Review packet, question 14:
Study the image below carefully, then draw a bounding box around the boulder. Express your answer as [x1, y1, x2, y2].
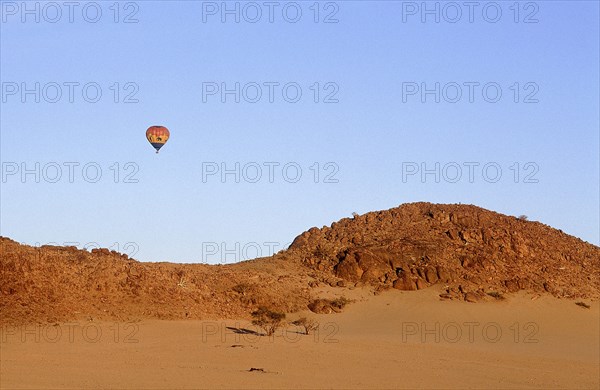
[334, 254, 363, 282]
[393, 272, 417, 290]
[464, 292, 479, 303]
[425, 266, 439, 283]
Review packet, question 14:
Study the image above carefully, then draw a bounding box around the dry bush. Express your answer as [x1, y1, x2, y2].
[517, 215, 528, 221]
[232, 283, 253, 296]
[330, 297, 351, 309]
[291, 317, 319, 335]
[251, 306, 286, 336]
[308, 297, 353, 314]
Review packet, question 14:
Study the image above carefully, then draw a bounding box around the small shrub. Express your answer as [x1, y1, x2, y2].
[486, 291, 505, 300]
[575, 301, 591, 309]
[517, 215, 528, 221]
[330, 297, 351, 309]
[251, 306, 286, 336]
[291, 317, 319, 335]
[232, 283, 253, 296]
[308, 297, 353, 314]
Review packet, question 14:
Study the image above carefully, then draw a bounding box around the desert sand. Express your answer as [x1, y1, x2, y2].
[2, 288, 598, 389]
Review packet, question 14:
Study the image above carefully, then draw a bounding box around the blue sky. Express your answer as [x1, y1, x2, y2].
[1, 1, 598, 263]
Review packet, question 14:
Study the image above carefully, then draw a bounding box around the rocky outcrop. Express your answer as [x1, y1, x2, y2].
[0, 237, 312, 325]
[288, 202, 600, 300]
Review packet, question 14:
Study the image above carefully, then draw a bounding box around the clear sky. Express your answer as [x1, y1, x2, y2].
[1, 0, 598, 263]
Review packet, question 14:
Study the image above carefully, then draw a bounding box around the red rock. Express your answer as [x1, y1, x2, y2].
[334, 254, 363, 282]
[416, 278, 427, 290]
[425, 266, 439, 283]
[464, 292, 479, 303]
[505, 280, 520, 293]
[393, 272, 417, 291]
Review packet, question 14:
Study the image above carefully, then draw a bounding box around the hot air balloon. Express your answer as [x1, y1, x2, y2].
[146, 126, 170, 153]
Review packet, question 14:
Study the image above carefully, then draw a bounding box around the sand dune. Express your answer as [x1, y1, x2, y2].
[2, 289, 598, 389]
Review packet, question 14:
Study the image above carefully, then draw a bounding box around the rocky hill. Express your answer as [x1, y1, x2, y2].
[288, 202, 600, 300]
[1, 202, 598, 325]
[0, 239, 313, 325]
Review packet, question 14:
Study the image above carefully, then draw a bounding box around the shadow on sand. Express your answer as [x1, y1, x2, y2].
[226, 326, 263, 336]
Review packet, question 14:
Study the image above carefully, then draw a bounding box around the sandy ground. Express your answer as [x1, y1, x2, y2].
[1, 289, 598, 389]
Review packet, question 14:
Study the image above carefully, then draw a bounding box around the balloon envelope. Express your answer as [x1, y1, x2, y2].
[146, 126, 170, 153]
